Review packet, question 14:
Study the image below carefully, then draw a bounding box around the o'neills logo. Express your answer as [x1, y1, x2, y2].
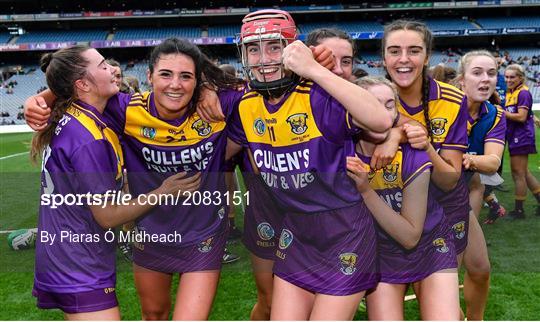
[104, 287, 115, 294]
[278, 229, 293, 250]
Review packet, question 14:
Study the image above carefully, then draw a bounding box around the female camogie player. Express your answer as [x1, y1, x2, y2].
[227, 10, 393, 320]
[455, 50, 506, 320]
[30, 45, 189, 320]
[241, 26, 358, 320]
[346, 76, 459, 320]
[503, 64, 540, 218]
[305, 27, 355, 81]
[25, 39, 245, 320]
[379, 20, 470, 259]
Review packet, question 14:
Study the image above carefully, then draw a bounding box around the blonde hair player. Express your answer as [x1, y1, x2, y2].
[347, 76, 460, 320]
[455, 50, 507, 320]
[503, 64, 540, 218]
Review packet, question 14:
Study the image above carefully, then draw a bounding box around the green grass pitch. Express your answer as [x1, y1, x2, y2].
[0, 121, 539, 320]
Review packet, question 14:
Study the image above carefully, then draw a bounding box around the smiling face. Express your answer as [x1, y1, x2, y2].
[461, 55, 497, 104]
[319, 37, 354, 80]
[80, 48, 119, 99]
[504, 69, 522, 91]
[244, 39, 288, 83]
[383, 29, 429, 92]
[147, 53, 196, 120]
[112, 66, 122, 87]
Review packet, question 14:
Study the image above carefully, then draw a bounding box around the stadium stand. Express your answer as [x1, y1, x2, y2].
[0, 33, 11, 44]
[4, 16, 539, 44]
[207, 25, 240, 38]
[423, 18, 477, 31]
[16, 29, 107, 43]
[1, 68, 46, 124]
[299, 21, 384, 34]
[4, 44, 540, 125]
[1, 10, 539, 125]
[476, 16, 540, 29]
[113, 27, 201, 40]
[423, 18, 478, 31]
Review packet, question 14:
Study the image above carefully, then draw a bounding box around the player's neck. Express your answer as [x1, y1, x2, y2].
[156, 108, 187, 121]
[468, 99, 482, 118]
[397, 76, 424, 107]
[509, 82, 522, 93]
[154, 100, 188, 121]
[78, 93, 107, 114]
[267, 94, 285, 105]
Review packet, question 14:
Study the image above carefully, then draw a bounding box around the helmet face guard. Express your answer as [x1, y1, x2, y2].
[237, 10, 298, 98]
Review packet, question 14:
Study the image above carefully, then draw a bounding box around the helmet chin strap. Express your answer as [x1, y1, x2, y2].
[249, 74, 299, 100]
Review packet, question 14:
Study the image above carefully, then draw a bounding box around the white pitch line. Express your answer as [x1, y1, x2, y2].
[0, 151, 29, 160]
[0, 228, 37, 234]
[0, 230, 18, 234]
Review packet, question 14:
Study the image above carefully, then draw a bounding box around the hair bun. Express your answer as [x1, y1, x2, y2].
[40, 53, 54, 72]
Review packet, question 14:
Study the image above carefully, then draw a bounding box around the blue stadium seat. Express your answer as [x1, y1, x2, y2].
[299, 21, 383, 34]
[477, 16, 540, 29]
[207, 25, 241, 38]
[0, 33, 11, 44]
[113, 27, 201, 40]
[16, 29, 107, 43]
[423, 18, 477, 31]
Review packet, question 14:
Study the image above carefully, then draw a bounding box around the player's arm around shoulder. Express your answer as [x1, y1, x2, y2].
[346, 155, 426, 249]
[282, 40, 393, 135]
[24, 89, 55, 131]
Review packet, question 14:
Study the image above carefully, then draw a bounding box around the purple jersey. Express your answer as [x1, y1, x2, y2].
[34, 101, 123, 293]
[358, 144, 457, 283]
[358, 144, 445, 251]
[396, 79, 469, 208]
[505, 84, 536, 150]
[396, 78, 470, 252]
[104, 90, 243, 246]
[397, 78, 469, 152]
[228, 81, 362, 213]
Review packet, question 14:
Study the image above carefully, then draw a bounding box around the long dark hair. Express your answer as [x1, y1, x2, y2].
[31, 45, 90, 162]
[148, 38, 244, 117]
[382, 19, 434, 140]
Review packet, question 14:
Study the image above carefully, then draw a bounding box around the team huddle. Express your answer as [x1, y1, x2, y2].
[23, 8, 539, 321]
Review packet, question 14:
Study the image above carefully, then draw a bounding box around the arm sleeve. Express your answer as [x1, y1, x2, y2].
[219, 88, 245, 120]
[227, 96, 249, 147]
[309, 83, 362, 144]
[441, 98, 468, 152]
[485, 108, 507, 146]
[103, 92, 132, 135]
[517, 90, 533, 110]
[402, 145, 432, 189]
